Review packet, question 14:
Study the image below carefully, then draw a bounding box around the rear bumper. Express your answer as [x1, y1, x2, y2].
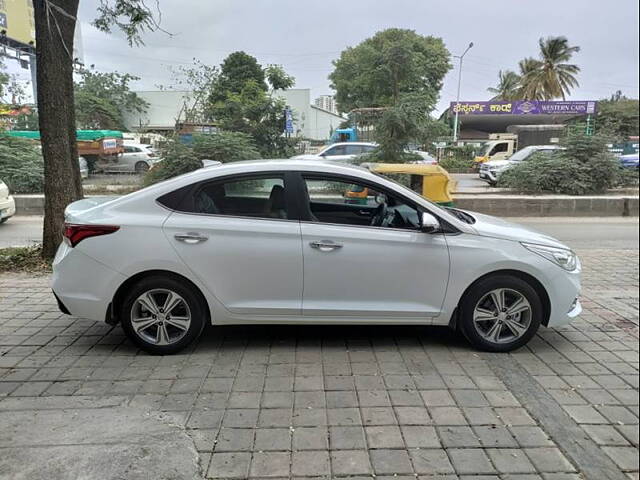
[0, 195, 16, 220]
[51, 242, 126, 322]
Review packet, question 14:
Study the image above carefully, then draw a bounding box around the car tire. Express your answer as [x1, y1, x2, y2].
[120, 275, 207, 354]
[135, 161, 150, 174]
[459, 274, 542, 352]
[0, 217, 7, 224]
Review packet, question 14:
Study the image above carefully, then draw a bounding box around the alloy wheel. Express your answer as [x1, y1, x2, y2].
[131, 288, 191, 345]
[473, 288, 532, 344]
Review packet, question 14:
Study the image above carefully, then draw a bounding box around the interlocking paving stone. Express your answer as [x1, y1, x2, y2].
[0, 248, 638, 479]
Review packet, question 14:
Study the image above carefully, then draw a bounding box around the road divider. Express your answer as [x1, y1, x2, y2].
[14, 193, 639, 217]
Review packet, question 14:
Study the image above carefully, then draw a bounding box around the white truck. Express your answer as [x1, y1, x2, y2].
[474, 125, 565, 164]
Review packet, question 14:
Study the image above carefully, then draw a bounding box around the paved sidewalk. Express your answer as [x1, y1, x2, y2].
[0, 248, 638, 479]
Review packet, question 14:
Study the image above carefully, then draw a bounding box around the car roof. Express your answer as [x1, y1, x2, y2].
[324, 142, 377, 147]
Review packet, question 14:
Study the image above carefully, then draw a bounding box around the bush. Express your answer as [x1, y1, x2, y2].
[498, 134, 629, 195]
[439, 156, 475, 171]
[143, 131, 262, 185]
[357, 147, 422, 164]
[0, 135, 44, 193]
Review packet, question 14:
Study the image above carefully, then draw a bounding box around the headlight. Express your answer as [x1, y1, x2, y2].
[522, 242, 578, 271]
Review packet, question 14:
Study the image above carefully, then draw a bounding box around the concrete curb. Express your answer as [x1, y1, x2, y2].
[14, 193, 639, 217]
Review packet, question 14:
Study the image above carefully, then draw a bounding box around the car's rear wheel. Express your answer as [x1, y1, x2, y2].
[135, 161, 150, 174]
[459, 274, 542, 352]
[120, 276, 206, 354]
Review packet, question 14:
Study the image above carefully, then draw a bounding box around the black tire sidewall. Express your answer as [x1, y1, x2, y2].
[135, 162, 149, 173]
[120, 275, 206, 354]
[460, 275, 542, 352]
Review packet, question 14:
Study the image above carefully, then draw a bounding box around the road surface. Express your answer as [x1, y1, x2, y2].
[1, 215, 637, 250]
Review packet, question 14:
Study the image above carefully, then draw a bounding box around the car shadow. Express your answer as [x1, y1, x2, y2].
[190, 323, 471, 353]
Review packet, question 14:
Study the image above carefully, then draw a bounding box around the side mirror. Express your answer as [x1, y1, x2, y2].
[420, 212, 440, 233]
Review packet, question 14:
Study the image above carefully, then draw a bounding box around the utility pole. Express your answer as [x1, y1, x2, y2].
[452, 42, 474, 143]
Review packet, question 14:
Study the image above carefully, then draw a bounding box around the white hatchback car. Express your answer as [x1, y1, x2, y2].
[52, 160, 581, 354]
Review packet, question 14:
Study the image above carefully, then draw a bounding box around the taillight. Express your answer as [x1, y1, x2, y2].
[63, 223, 119, 247]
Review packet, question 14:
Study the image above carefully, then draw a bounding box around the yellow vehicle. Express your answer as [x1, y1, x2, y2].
[346, 163, 455, 206]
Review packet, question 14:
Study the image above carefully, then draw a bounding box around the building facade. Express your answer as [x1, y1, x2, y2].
[275, 89, 345, 141]
[314, 95, 338, 115]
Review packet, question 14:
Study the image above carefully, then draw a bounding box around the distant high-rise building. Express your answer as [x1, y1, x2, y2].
[314, 95, 338, 114]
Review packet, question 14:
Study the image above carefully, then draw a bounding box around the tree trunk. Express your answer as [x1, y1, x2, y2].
[33, 0, 83, 259]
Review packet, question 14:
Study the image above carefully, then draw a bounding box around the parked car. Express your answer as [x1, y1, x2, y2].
[53, 160, 581, 354]
[0, 178, 16, 224]
[292, 142, 437, 164]
[95, 143, 158, 174]
[479, 145, 563, 185]
[619, 153, 639, 169]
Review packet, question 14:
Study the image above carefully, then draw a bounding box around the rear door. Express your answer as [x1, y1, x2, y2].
[162, 172, 303, 316]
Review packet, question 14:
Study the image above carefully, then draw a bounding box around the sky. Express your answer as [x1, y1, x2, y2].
[9, 0, 640, 114]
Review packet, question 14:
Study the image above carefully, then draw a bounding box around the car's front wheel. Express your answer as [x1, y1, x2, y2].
[120, 275, 206, 354]
[459, 274, 542, 352]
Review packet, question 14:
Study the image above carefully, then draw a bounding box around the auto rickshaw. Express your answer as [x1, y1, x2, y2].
[345, 163, 456, 206]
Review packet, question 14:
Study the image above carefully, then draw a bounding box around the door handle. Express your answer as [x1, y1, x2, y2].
[310, 240, 343, 252]
[174, 232, 209, 244]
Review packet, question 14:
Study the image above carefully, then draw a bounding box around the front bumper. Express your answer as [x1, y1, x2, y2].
[478, 169, 498, 183]
[0, 195, 16, 220]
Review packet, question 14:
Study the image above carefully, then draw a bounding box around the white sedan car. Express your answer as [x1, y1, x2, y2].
[52, 160, 581, 354]
[0, 178, 16, 224]
[293, 142, 437, 164]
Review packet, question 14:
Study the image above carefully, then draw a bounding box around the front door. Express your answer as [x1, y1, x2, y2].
[163, 173, 303, 316]
[299, 175, 450, 318]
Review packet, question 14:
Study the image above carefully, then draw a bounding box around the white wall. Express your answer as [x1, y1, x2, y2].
[274, 88, 345, 141]
[124, 91, 193, 131]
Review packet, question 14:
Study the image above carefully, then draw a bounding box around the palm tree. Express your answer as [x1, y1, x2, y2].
[518, 57, 546, 100]
[520, 36, 581, 100]
[487, 70, 521, 100]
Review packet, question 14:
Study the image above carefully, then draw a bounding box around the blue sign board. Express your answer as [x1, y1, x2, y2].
[284, 107, 294, 134]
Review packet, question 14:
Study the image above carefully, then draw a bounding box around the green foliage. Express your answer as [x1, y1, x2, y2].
[0, 245, 51, 273]
[144, 132, 261, 185]
[0, 135, 44, 193]
[206, 52, 296, 157]
[595, 93, 639, 141]
[192, 131, 261, 162]
[330, 29, 451, 113]
[92, 0, 160, 46]
[498, 134, 627, 194]
[164, 60, 219, 124]
[75, 68, 148, 130]
[487, 70, 521, 101]
[265, 65, 295, 91]
[439, 156, 475, 171]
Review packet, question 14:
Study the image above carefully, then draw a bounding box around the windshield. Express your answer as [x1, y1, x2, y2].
[508, 148, 534, 161]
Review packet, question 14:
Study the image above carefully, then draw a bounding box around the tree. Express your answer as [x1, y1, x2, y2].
[206, 53, 296, 157]
[329, 29, 451, 113]
[487, 70, 521, 100]
[595, 92, 639, 141]
[162, 59, 219, 124]
[520, 36, 581, 100]
[33, 0, 159, 258]
[74, 68, 148, 130]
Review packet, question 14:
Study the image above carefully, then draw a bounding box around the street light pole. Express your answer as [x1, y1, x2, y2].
[452, 42, 474, 143]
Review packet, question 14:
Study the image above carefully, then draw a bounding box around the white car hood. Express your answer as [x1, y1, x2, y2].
[465, 210, 570, 250]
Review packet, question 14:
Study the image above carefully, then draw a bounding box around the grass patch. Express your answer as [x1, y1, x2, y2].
[0, 245, 51, 273]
